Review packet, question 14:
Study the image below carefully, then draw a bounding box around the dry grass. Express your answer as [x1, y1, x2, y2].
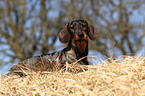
[1, 56, 145, 96]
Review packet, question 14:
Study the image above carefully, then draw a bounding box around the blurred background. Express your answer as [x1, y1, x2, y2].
[0, 0, 145, 74]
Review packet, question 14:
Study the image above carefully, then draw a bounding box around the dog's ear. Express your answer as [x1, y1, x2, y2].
[88, 24, 97, 40]
[58, 23, 70, 43]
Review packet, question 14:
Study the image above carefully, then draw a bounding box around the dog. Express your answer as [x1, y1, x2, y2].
[7, 20, 97, 76]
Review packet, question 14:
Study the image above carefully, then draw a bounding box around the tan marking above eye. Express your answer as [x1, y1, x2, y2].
[82, 23, 87, 27]
[70, 23, 75, 28]
[82, 23, 86, 25]
[70, 25, 74, 29]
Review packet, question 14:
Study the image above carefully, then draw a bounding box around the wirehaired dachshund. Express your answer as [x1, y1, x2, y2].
[7, 20, 97, 76]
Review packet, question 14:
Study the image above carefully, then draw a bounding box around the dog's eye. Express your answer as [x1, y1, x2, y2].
[82, 23, 86, 27]
[82, 25, 86, 27]
[82, 24, 87, 30]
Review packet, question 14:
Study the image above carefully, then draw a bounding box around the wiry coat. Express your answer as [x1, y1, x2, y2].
[7, 20, 97, 76]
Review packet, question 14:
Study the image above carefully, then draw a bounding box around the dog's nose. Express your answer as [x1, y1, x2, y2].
[78, 32, 84, 38]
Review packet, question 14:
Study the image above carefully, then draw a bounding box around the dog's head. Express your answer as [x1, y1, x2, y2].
[58, 20, 97, 43]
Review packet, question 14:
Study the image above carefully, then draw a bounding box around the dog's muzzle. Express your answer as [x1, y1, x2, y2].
[78, 32, 84, 38]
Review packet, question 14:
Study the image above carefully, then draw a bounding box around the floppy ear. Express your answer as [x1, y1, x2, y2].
[88, 24, 97, 40]
[57, 23, 70, 43]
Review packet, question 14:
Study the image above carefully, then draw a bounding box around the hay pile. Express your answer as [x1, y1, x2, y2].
[1, 56, 145, 96]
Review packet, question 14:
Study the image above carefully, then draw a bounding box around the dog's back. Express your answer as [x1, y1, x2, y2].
[8, 47, 77, 75]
